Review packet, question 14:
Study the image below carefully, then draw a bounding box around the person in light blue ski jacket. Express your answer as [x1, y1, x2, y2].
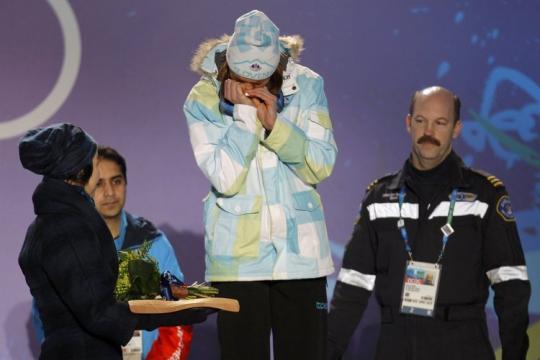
[184, 17, 337, 283]
[183, 10, 337, 359]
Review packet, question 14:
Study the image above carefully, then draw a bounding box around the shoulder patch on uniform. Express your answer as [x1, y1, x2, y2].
[366, 179, 379, 192]
[470, 168, 505, 188]
[496, 195, 515, 222]
[365, 173, 394, 193]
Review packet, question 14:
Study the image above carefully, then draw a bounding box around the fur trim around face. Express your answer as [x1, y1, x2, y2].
[190, 34, 304, 75]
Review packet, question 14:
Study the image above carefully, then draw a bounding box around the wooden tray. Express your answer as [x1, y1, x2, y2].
[128, 297, 240, 314]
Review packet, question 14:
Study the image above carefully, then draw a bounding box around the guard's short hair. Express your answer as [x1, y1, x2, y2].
[408, 86, 461, 123]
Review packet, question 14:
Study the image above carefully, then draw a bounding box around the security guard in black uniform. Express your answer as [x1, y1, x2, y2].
[328, 86, 530, 359]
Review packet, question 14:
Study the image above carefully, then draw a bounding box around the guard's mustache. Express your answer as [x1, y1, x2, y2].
[417, 135, 440, 146]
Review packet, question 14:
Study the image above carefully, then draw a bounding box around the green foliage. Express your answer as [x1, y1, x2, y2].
[183, 282, 220, 299]
[115, 240, 160, 301]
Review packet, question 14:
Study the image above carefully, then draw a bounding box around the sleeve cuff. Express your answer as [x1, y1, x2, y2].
[263, 116, 302, 153]
[233, 104, 260, 134]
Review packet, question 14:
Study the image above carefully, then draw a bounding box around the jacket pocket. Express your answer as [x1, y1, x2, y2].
[302, 108, 332, 141]
[292, 189, 322, 212]
[291, 190, 329, 258]
[212, 195, 262, 258]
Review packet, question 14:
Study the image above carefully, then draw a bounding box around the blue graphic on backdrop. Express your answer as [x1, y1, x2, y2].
[437, 61, 450, 79]
[460, 67, 540, 254]
[460, 66, 540, 314]
[454, 11, 464, 24]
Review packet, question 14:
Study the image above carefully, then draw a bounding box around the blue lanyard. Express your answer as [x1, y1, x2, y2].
[397, 187, 458, 263]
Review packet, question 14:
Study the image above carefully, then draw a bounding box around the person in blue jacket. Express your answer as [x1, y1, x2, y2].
[93, 146, 194, 359]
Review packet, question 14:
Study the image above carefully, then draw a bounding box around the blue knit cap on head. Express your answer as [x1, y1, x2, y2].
[19, 123, 97, 179]
[226, 10, 280, 80]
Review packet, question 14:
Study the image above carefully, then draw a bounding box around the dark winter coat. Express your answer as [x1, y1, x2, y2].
[19, 178, 206, 359]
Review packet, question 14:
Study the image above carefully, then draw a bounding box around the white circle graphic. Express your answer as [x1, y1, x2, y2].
[0, 0, 81, 140]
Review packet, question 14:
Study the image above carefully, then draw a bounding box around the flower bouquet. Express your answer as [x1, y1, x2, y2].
[115, 241, 239, 313]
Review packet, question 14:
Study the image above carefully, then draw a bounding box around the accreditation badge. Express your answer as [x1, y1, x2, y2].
[122, 330, 142, 360]
[400, 261, 441, 317]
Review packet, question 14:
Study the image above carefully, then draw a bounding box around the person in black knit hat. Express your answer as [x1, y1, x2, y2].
[18, 123, 209, 359]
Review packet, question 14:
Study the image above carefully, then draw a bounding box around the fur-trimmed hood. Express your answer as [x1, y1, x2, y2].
[190, 35, 304, 76]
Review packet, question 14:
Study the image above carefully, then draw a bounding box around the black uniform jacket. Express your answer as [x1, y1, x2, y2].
[328, 152, 530, 360]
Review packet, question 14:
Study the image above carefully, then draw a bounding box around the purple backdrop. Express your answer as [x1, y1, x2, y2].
[1, 1, 539, 358]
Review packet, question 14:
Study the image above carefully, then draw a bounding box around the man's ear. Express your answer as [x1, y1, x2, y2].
[452, 119, 462, 139]
[405, 115, 412, 134]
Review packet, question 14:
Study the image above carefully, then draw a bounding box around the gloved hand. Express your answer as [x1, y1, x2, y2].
[136, 308, 210, 331]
